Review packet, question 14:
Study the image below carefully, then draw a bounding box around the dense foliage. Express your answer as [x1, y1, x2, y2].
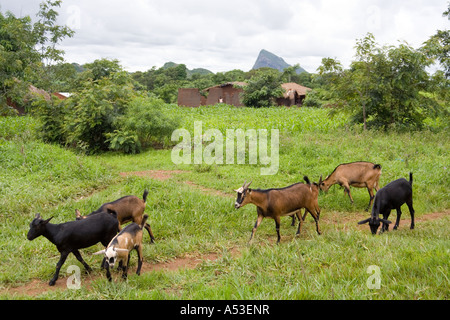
[1, 1, 448, 154]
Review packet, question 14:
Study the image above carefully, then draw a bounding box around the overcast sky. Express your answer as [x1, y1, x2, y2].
[1, 0, 448, 73]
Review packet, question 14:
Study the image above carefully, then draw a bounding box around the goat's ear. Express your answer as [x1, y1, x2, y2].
[358, 218, 371, 225]
[43, 216, 53, 224]
[93, 249, 106, 255]
[319, 175, 323, 185]
[380, 219, 392, 224]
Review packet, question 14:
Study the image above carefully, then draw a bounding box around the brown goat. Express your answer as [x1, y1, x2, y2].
[234, 177, 321, 244]
[319, 161, 381, 211]
[76, 190, 155, 243]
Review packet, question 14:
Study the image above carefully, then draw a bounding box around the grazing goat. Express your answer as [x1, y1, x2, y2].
[94, 215, 148, 281]
[76, 189, 155, 243]
[27, 210, 119, 286]
[358, 173, 415, 234]
[234, 177, 321, 244]
[319, 161, 382, 211]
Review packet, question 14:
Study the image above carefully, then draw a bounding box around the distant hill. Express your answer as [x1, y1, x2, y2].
[252, 49, 307, 74]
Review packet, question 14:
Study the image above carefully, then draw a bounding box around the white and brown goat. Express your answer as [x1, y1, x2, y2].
[234, 177, 321, 244]
[319, 161, 381, 211]
[94, 214, 148, 281]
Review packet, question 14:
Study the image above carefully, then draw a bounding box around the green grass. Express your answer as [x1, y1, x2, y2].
[0, 109, 448, 300]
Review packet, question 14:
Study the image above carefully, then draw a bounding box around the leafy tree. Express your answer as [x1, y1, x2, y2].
[0, 0, 73, 113]
[319, 33, 437, 130]
[242, 70, 283, 108]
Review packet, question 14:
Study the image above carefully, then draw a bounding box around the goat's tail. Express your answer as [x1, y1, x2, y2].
[140, 214, 149, 229]
[409, 172, 413, 185]
[303, 176, 311, 185]
[373, 164, 382, 170]
[143, 189, 149, 203]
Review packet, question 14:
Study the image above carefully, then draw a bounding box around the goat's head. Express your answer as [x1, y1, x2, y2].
[318, 175, 332, 192]
[27, 213, 53, 240]
[94, 246, 128, 268]
[234, 180, 252, 209]
[358, 217, 391, 235]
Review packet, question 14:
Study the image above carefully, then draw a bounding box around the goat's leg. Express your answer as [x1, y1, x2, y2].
[342, 183, 354, 204]
[145, 223, 155, 243]
[308, 208, 321, 235]
[290, 213, 296, 226]
[72, 249, 92, 274]
[50, 251, 69, 286]
[366, 186, 375, 212]
[274, 216, 282, 244]
[122, 255, 130, 280]
[136, 246, 143, 275]
[393, 208, 402, 230]
[296, 210, 304, 235]
[105, 263, 112, 282]
[249, 214, 263, 244]
[406, 197, 415, 230]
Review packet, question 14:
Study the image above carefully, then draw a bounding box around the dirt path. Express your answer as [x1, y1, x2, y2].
[120, 170, 234, 198]
[1, 249, 240, 297]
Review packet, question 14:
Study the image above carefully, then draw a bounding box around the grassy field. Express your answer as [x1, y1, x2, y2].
[0, 106, 448, 300]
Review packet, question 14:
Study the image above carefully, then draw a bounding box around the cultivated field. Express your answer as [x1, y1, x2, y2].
[0, 106, 448, 299]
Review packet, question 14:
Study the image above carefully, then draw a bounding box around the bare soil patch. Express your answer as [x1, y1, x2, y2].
[119, 170, 233, 198]
[119, 170, 185, 181]
[0, 249, 241, 297]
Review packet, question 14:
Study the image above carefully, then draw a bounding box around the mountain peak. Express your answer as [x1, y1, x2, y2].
[252, 49, 307, 74]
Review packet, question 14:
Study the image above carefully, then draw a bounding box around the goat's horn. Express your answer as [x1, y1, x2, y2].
[245, 181, 252, 188]
[93, 249, 106, 255]
[34, 213, 41, 219]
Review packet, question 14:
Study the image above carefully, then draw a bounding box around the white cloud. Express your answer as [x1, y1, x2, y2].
[1, 0, 448, 73]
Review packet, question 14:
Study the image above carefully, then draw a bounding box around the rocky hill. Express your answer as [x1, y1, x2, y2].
[252, 49, 307, 74]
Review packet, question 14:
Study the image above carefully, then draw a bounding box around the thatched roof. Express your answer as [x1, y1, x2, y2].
[281, 82, 311, 98]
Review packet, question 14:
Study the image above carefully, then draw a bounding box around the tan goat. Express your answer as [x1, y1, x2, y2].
[319, 161, 381, 211]
[234, 177, 321, 244]
[76, 189, 155, 243]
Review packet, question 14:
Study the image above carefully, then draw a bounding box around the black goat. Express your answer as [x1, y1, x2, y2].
[358, 173, 415, 234]
[27, 210, 119, 286]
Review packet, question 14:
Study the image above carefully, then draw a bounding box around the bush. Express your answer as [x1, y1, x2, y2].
[116, 96, 180, 150]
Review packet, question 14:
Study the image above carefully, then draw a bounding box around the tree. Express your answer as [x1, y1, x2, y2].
[0, 1, 73, 113]
[242, 70, 283, 108]
[319, 33, 436, 130]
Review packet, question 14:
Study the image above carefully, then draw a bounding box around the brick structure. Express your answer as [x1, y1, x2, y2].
[178, 82, 246, 107]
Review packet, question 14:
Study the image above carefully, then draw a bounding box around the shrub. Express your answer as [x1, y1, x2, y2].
[117, 96, 180, 149]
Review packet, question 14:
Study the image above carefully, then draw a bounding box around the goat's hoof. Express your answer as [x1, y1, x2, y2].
[49, 280, 56, 286]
